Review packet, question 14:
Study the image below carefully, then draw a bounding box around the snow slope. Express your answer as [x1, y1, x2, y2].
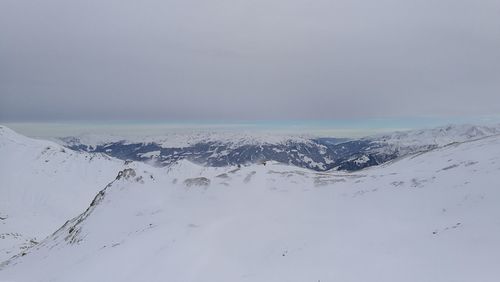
[0, 125, 130, 261]
[331, 123, 500, 171]
[2, 131, 500, 281]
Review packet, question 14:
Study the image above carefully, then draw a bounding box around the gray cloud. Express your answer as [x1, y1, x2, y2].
[1, 0, 499, 121]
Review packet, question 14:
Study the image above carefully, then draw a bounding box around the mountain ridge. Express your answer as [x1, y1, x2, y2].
[58, 123, 500, 171]
[0, 125, 135, 261]
[2, 127, 500, 281]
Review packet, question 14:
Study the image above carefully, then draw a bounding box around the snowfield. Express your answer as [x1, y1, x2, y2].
[0, 126, 129, 261]
[1, 125, 500, 281]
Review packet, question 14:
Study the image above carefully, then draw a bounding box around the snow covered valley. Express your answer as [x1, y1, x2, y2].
[1, 125, 500, 281]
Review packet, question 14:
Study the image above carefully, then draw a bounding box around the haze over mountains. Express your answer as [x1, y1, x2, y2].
[1, 123, 500, 281]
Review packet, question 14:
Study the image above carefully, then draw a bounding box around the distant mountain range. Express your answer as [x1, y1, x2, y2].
[3, 123, 500, 281]
[3, 124, 500, 281]
[59, 124, 500, 171]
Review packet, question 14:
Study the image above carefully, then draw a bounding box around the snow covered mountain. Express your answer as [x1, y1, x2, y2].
[332, 123, 500, 170]
[60, 124, 500, 171]
[0, 125, 133, 261]
[1, 127, 500, 281]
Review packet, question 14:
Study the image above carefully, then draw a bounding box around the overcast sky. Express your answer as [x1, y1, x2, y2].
[1, 0, 499, 122]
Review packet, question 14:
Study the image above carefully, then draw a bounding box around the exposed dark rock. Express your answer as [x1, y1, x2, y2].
[184, 177, 211, 187]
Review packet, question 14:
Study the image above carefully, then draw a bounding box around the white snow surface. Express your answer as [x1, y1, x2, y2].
[138, 150, 161, 158]
[0, 125, 131, 261]
[1, 125, 500, 281]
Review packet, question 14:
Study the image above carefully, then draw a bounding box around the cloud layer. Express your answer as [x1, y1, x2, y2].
[1, 0, 499, 121]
